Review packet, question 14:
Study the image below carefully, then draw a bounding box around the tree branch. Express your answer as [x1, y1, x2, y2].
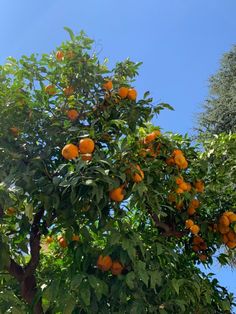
[24, 208, 44, 277]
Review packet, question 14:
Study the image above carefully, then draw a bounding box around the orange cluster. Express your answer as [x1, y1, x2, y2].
[218, 211, 236, 249]
[61, 138, 95, 161]
[139, 130, 161, 158]
[118, 86, 137, 101]
[97, 255, 124, 276]
[175, 176, 191, 194]
[166, 149, 188, 169]
[187, 199, 200, 216]
[192, 236, 208, 261]
[185, 219, 200, 235]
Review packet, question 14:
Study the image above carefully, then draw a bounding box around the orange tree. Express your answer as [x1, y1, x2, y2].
[0, 29, 235, 313]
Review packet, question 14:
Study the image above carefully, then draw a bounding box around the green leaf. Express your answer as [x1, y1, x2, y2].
[80, 281, 91, 306]
[125, 271, 136, 290]
[64, 27, 75, 40]
[136, 261, 149, 287]
[171, 278, 179, 295]
[63, 295, 76, 314]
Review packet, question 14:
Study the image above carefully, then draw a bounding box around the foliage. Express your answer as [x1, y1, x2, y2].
[0, 28, 235, 313]
[198, 45, 236, 134]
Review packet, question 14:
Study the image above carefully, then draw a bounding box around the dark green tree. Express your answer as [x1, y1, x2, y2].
[198, 45, 236, 134]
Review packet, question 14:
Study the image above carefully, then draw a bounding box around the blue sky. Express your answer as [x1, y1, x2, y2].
[1, 0, 236, 301]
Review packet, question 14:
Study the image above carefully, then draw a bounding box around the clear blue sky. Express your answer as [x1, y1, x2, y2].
[1, 0, 236, 301]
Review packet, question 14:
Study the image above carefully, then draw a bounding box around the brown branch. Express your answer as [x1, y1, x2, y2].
[24, 208, 44, 277]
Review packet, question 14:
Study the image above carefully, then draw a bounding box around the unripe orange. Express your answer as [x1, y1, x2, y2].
[56, 51, 64, 61]
[45, 84, 56, 96]
[63, 86, 74, 96]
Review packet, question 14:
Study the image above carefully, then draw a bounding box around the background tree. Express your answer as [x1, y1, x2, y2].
[198, 45, 236, 134]
[0, 29, 236, 313]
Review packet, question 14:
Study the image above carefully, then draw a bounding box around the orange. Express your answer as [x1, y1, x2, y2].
[10, 127, 20, 137]
[194, 180, 204, 193]
[67, 109, 79, 121]
[111, 261, 123, 275]
[58, 237, 68, 248]
[46, 236, 53, 244]
[63, 86, 74, 96]
[45, 84, 56, 96]
[72, 234, 80, 242]
[176, 187, 184, 194]
[179, 182, 189, 191]
[223, 211, 234, 218]
[168, 193, 176, 203]
[144, 130, 160, 144]
[127, 88, 137, 101]
[219, 215, 230, 227]
[118, 87, 129, 99]
[227, 241, 236, 249]
[172, 149, 183, 156]
[103, 80, 113, 90]
[175, 176, 184, 185]
[166, 157, 175, 166]
[185, 183, 192, 192]
[62, 143, 79, 160]
[199, 242, 207, 250]
[227, 230, 236, 242]
[131, 165, 144, 183]
[192, 245, 199, 252]
[6, 207, 16, 216]
[81, 154, 92, 161]
[56, 51, 64, 61]
[175, 201, 184, 210]
[185, 219, 194, 229]
[174, 154, 188, 169]
[189, 199, 200, 209]
[228, 213, 236, 223]
[97, 255, 112, 272]
[198, 254, 207, 262]
[222, 234, 228, 244]
[79, 138, 95, 154]
[193, 236, 203, 245]
[109, 186, 125, 202]
[190, 224, 200, 235]
[218, 224, 230, 234]
[187, 207, 196, 216]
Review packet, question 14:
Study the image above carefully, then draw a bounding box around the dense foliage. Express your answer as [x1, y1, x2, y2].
[0, 29, 235, 313]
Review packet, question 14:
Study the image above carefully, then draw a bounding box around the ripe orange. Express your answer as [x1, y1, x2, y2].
[46, 236, 53, 244]
[81, 154, 92, 161]
[109, 186, 125, 202]
[187, 207, 196, 216]
[190, 224, 200, 235]
[62, 143, 79, 160]
[179, 182, 189, 191]
[218, 224, 230, 234]
[219, 215, 230, 227]
[185, 219, 194, 229]
[228, 213, 236, 223]
[199, 254, 207, 262]
[111, 261, 123, 275]
[97, 255, 112, 272]
[194, 180, 204, 193]
[144, 131, 160, 144]
[56, 51, 64, 61]
[176, 187, 184, 194]
[103, 80, 113, 90]
[165, 157, 175, 166]
[172, 149, 183, 156]
[118, 87, 129, 99]
[189, 199, 200, 209]
[72, 234, 80, 242]
[45, 84, 56, 96]
[6, 207, 16, 216]
[78, 138, 95, 154]
[193, 236, 203, 245]
[67, 109, 79, 121]
[227, 230, 236, 242]
[63, 86, 74, 97]
[58, 237, 68, 248]
[174, 154, 188, 169]
[223, 211, 234, 218]
[199, 242, 207, 250]
[132, 165, 144, 183]
[175, 176, 184, 185]
[222, 234, 228, 244]
[192, 245, 199, 252]
[227, 241, 236, 249]
[127, 88, 137, 101]
[10, 127, 20, 137]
